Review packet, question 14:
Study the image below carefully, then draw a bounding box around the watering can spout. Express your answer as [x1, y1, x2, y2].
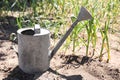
[77, 6, 92, 21]
[50, 6, 92, 60]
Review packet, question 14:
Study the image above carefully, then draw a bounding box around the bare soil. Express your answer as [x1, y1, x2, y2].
[0, 20, 120, 80]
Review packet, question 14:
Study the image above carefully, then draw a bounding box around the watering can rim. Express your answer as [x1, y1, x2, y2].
[17, 28, 50, 36]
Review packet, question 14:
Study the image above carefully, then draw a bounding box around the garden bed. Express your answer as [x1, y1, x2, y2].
[0, 25, 120, 80]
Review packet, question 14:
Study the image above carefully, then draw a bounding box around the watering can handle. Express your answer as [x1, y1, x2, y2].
[50, 6, 92, 60]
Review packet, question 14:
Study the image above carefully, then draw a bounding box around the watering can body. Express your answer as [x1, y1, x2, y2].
[17, 6, 92, 74]
[17, 28, 50, 74]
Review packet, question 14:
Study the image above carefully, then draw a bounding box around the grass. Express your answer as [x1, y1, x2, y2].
[0, 0, 119, 62]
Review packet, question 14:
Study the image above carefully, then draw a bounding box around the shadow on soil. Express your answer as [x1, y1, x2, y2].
[48, 68, 83, 80]
[3, 66, 35, 80]
[0, 52, 7, 61]
[63, 55, 93, 66]
[3, 66, 83, 80]
[0, 16, 18, 40]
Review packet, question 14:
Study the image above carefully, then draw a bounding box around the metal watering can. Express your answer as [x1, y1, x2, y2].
[17, 6, 92, 74]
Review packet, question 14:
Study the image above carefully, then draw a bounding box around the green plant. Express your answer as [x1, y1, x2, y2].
[0, 0, 119, 62]
[99, 21, 110, 62]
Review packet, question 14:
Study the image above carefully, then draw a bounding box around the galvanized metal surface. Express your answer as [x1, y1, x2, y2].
[17, 28, 50, 74]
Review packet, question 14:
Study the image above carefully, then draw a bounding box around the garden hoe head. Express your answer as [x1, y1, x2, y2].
[50, 6, 92, 59]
